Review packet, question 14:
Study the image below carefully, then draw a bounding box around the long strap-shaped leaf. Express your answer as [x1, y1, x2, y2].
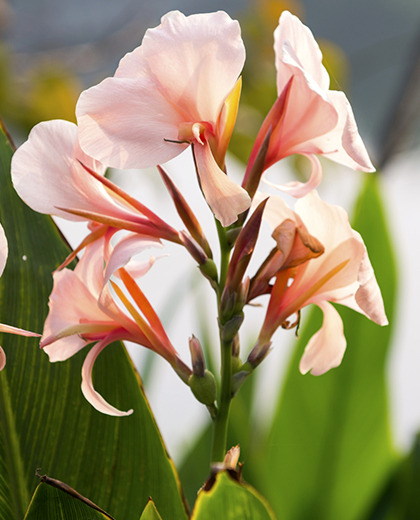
[0, 128, 188, 520]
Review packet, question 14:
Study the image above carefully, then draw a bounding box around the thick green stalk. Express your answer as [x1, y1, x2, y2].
[211, 220, 234, 462]
[211, 336, 233, 462]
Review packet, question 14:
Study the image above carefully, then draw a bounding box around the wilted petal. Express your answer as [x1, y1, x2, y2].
[299, 301, 346, 375]
[193, 142, 251, 226]
[81, 337, 133, 416]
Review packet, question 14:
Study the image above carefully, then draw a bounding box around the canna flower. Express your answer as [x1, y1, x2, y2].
[256, 192, 387, 375]
[0, 224, 40, 370]
[41, 233, 190, 416]
[243, 11, 374, 198]
[76, 10, 251, 226]
[11, 120, 181, 267]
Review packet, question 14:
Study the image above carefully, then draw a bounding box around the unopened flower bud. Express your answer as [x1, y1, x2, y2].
[199, 258, 218, 284]
[247, 341, 272, 368]
[188, 370, 217, 406]
[189, 335, 205, 377]
[219, 313, 244, 342]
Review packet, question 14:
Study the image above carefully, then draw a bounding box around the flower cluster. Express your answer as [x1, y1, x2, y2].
[10, 10, 386, 415]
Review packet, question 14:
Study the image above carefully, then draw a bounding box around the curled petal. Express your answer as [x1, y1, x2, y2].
[82, 337, 133, 416]
[0, 323, 40, 337]
[275, 11, 330, 93]
[264, 154, 323, 197]
[299, 301, 346, 375]
[104, 233, 161, 285]
[354, 241, 388, 325]
[0, 347, 5, 371]
[193, 142, 251, 226]
[311, 91, 375, 172]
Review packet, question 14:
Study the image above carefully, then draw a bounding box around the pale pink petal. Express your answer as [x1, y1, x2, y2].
[81, 338, 133, 416]
[0, 323, 39, 337]
[0, 224, 8, 277]
[256, 192, 294, 229]
[265, 73, 338, 166]
[275, 11, 330, 93]
[42, 269, 111, 362]
[264, 154, 323, 197]
[353, 235, 388, 325]
[295, 191, 354, 251]
[11, 120, 141, 222]
[310, 91, 375, 172]
[193, 142, 251, 226]
[299, 301, 346, 375]
[0, 347, 5, 371]
[118, 10, 245, 123]
[77, 76, 185, 169]
[104, 233, 161, 285]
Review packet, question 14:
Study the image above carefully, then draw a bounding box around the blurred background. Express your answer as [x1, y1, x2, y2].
[1, 0, 419, 516]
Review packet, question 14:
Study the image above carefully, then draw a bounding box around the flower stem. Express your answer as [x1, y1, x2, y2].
[211, 336, 233, 462]
[211, 220, 234, 462]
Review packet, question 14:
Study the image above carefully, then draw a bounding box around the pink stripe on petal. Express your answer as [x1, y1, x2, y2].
[193, 142, 250, 226]
[81, 337, 133, 417]
[299, 301, 347, 375]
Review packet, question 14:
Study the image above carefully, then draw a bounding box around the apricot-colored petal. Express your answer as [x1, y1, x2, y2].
[275, 11, 330, 93]
[299, 301, 346, 375]
[193, 142, 251, 226]
[0, 224, 8, 277]
[264, 154, 323, 197]
[81, 337, 133, 416]
[311, 91, 375, 172]
[77, 77, 184, 169]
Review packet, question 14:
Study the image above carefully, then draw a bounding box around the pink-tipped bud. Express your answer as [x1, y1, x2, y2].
[189, 335, 206, 377]
[247, 341, 272, 368]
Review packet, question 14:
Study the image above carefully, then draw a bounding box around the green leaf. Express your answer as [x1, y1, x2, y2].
[257, 175, 398, 520]
[0, 127, 187, 520]
[367, 433, 420, 520]
[191, 471, 276, 519]
[23, 483, 109, 520]
[140, 500, 163, 520]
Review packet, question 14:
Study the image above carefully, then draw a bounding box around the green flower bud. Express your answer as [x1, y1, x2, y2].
[188, 370, 217, 406]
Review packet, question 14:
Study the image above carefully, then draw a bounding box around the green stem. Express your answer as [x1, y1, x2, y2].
[216, 220, 230, 289]
[211, 220, 234, 462]
[211, 337, 233, 462]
